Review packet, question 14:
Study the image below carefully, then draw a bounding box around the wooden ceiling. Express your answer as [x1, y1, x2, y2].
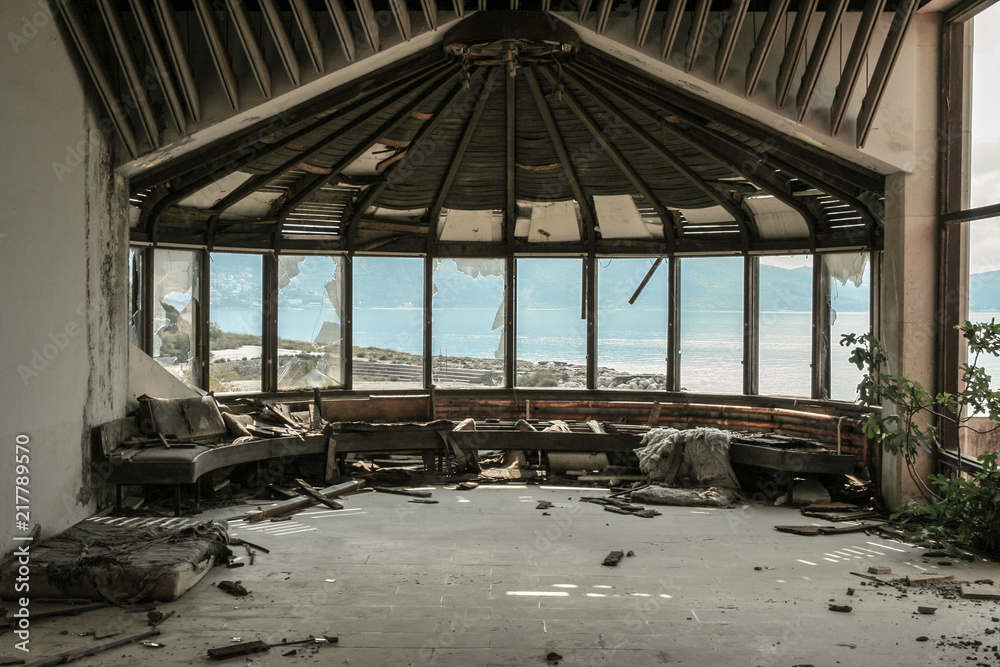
[54, 1, 909, 256]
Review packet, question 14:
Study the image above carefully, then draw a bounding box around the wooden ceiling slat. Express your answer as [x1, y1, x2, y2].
[291, 0, 326, 71]
[421, 0, 439, 30]
[453, 0, 466, 18]
[153, 0, 200, 122]
[714, 0, 750, 84]
[259, 0, 302, 87]
[660, 0, 687, 60]
[192, 0, 239, 109]
[323, 0, 356, 63]
[354, 0, 382, 53]
[54, 0, 138, 157]
[127, 0, 186, 134]
[226, 0, 272, 99]
[389, 0, 413, 41]
[774, 0, 818, 108]
[578, 0, 594, 21]
[745, 0, 790, 96]
[635, 0, 658, 48]
[794, 0, 849, 121]
[684, 0, 713, 72]
[830, 0, 887, 135]
[857, 0, 918, 146]
[505, 73, 517, 246]
[96, 0, 159, 147]
[595, 0, 615, 34]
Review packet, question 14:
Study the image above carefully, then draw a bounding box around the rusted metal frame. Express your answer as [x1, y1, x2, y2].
[423, 257, 434, 388]
[428, 69, 499, 233]
[262, 253, 279, 392]
[541, 66, 678, 251]
[945, 0, 1000, 23]
[388, 0, 412, 41]
[127, 0, 186, 134]
[715, 0, 751, 84]
[666, 257, 681, 391]
[774, 0, 818, 108]
[287, 0, 324, 70]
[794, 0, 848, 122]
[811, 254, 831, 399]
[55, 0, 139, 157]
[941, 202, 1000, 225]
[354, 0, 382, 53]
[322, 0, 355, 63]
[743, 255, 759, 394]
[595, 0, 614, 34]
[192, 0, 239, 109]
[857, 0, 919, 147]
[660, 0, 687, 59]
[198, 249, 212, 391]
[636, 0, 658, 47]
[573, 59, 881, 230]
[276, 69, 465, 252]
[141, 246, 155, 355]
[259, 0, 302, 87]
[226, 0, 272, 98]
[564, 66, 751, 251]
[345, 76, 480, 248]
[745, 0, 791, 96]
[684, 0, 713, 72]
[829, 0, 887, 135]
[153, 0, 200, 122]
[344, 255, 354, 390]
[524, 67, 597, 249]
[421, 0, 439, 30]
[96, 0, 160, 148]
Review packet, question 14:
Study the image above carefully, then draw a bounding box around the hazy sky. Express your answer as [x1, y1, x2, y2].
[969, 2, 1000, 273]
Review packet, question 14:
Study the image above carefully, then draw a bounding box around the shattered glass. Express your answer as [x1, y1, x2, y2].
[152, 248, 201, 388]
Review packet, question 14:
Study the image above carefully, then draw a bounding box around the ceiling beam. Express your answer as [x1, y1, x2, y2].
[506, 71, 517, 248]
[388, 0, 412, 41]
[829, 0, 887, 135]
[192, 0, 239, 109]
[355, 0, 382, 53]
[421, 0, 439, 30]
[225, 0, 272, 99]
[96, 0, 159, 148]
[54, 0, 138, 157]
[684, 0, 713, 72]
[745, 0, 790, 96]
[524, 66, 595, 250]
[293, 0, 326, 71]
[127, 0, 186, 134]
[578, 0, 594, 21]
[259, 0, 302, 87]
[714, 0, 750, 84]
[323, 0, 356, 63]
[453, 0, 466, 18]
[857, 0, 919, 147]
[594, 0, 614, 34]
[636, 0, 658, 48]
[427, 69, 499, 236]
[660, 0, 687, 60]
[153, 0, 200, 122]
[794, 0, 849, 121]
[774, 0, 818, 108]
[345, 74, 485, 249]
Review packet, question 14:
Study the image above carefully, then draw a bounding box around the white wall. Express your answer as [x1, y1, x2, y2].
[0, 0, 128, 549]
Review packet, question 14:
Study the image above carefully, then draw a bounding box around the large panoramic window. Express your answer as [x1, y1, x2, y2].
[516, 258, 586, 388]
[152, 249, 201, 388]
[679, 257, 743, 394]
[353, 257, 424, 389]
[276, 255, 345, 391]
[828, 252, 871, 401]
[596, 258, 668, 390]
[758, 255, 813, 397]
[209, 253, 263, 393]
[432, 258, 505, 387]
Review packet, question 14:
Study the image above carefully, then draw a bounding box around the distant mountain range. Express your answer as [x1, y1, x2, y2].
[208, 253, 1000, 314]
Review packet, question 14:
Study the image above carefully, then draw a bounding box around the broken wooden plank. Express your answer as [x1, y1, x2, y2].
[774, 525, 822, 536]
[296, 478, 345, 510]
[28, 629, 160, 667]
[247, 479, 362, 522]
[907, 573, 955, 585]
[961, 583, 1000, 600]
[800, 509, 879, 522]
[602, 550, 625, 566]
[374, 486, 432, 498]
[208, 640, 270, 660]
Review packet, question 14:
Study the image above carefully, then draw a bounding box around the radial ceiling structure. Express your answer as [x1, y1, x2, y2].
[56, 2, 905, 256]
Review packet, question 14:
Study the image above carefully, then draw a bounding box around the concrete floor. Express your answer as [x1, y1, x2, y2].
[8, 485, 1000, 666]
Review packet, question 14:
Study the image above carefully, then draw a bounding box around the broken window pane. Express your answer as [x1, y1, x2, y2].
[828, 252, 870, 401]
[680, 257, 743, 394]
[516, 258, 586, 388]
[432, 258, 505, 388]
[353, 257, 424, 389]
[277, 255, 345, 391]
[152, 248, 201, 388]
[128, 246, 143, 348]
[759, 255, 813, 397]
[209, 253, 263, 393]
[597, 258, 668, 390]
[969, 217, 1000, 399]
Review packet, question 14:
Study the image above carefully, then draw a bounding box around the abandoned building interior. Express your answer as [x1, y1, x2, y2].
[3, 0, 1000, 664]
